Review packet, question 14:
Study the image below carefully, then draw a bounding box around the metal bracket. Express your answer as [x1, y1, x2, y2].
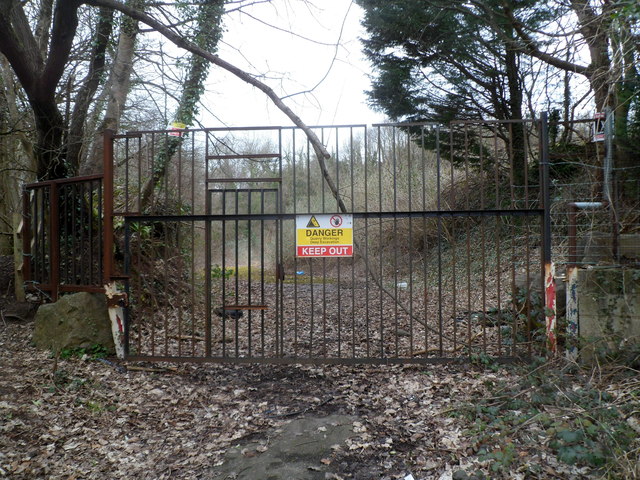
[106, 292, 128, 308]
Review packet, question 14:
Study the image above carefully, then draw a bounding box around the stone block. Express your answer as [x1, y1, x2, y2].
[619, 234, 640, 262]
[33, 292, 115, 354]
[579, 232, 640, 264]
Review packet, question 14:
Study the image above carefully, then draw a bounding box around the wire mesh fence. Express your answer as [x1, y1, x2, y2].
[546, 117, 640, 270]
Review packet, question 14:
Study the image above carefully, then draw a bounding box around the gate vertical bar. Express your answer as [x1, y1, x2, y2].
[523, 124, 532, 357]
[464, 125, 472, 356]
[234, 189, 239, 357]
[123, 220, 131, 356]
[335, 128, 342, 357]
[407, 127, 414, 356]
[349, 126, 356, 358]
[102, 129, 115, 286]
[291, 130, 299, 358]
[204, 136, 212, 357]
[247, 189, 253, 357]
[22, 189, 32, 296]
[421, 127, 428, 356]
[377, 126, 384, 357]
[277, 127, 284, 357]
[260, 189, 266, 357]
[364, 126, 371, 357]
[222, 190, 227, 354]
[50, 182, 60, 301]
[450, 125, 457, 354]
[436, 125, 443, 355]
[493, 124, 502, 355]
[321, 128, 327, 358]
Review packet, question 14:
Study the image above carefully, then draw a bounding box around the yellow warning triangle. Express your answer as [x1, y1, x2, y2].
[306, 215, 320, 228]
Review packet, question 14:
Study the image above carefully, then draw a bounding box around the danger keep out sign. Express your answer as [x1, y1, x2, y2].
[296, 214, 353, 257]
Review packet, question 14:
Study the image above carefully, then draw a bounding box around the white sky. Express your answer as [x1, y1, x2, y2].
[202, 0, 386, 128]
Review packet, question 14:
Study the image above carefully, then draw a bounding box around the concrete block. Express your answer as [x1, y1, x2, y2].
[578, 267, 640, 363]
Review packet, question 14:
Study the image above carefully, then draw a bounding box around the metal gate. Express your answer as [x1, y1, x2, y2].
[107, 118, 550, 364]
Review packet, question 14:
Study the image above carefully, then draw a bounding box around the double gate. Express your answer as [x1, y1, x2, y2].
[24, 118, 551, 364]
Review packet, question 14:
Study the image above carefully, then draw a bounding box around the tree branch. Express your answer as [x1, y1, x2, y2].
[0, 0, 42, 91]
[83, 0, 346, 211]
[483, 1, 590, 77]
[438, 0, 590, 77]
[42, 0, 82, 94]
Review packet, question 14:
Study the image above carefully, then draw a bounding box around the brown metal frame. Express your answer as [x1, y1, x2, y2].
[22, 174, 105, 301]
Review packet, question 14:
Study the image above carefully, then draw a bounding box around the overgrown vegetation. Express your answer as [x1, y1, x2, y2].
[58, 344, 109, 360]
[455, 358, 640, 478]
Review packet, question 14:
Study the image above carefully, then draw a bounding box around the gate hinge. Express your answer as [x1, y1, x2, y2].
[276, 263, 285, 281]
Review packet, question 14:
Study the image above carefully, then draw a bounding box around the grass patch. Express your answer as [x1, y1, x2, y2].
[58, 344, 109, 360]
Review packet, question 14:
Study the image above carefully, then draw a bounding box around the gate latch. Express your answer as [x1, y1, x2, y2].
[276, 263, 285, 281]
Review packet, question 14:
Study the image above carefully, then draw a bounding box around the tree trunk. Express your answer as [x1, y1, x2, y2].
[569, 0, 613, 111]
[610, 16, 640, 200]
[65, 7, 115, 175]
[0, 0, 81, 180]
[82, 0, 142, 175]
[505, 38, 525, 186]
[32, 100, 67, 179]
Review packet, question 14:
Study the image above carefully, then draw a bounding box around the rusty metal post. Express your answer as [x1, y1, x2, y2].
[566, 201, 605, 359]
[544, 263, 557, 354]
[50, 182, 60, 301]
[21, 189, 31, 300]
[105, 282, 126, 359]
[102, 129, 115, 285]
[102, 129, 130, 358]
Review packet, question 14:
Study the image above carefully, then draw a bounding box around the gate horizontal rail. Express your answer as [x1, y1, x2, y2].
[122, 209, 544, 223]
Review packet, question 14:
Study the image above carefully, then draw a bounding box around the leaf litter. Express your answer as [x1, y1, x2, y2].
[1, 319, 638, 479]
